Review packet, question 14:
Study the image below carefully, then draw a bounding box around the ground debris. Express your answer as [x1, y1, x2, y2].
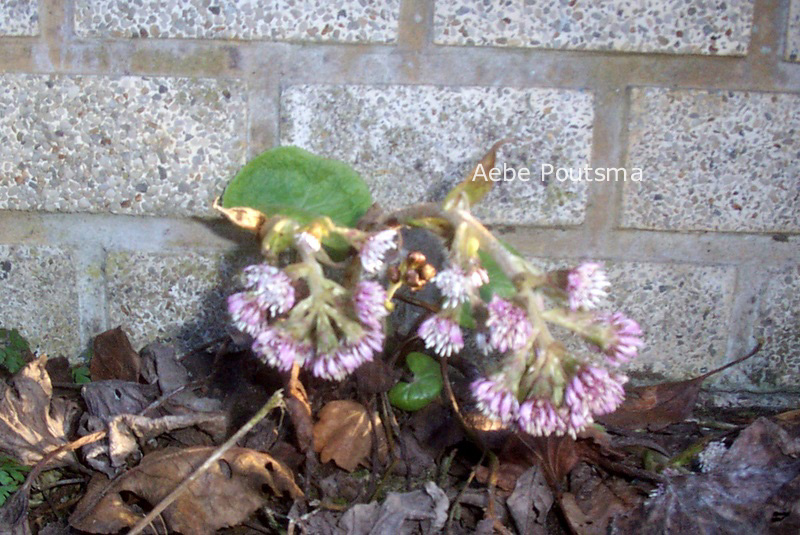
[0, 357, 78, 468]
[69, 446, 302, 535]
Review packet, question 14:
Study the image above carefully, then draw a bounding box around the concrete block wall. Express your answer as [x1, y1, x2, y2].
[1, 1, 798, 404]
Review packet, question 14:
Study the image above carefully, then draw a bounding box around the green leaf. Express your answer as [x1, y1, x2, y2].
[222, 146, 372, 229]
[0, 455, 29, 507]
[388, 352, 443, 412]
[478, 250, 516, 301]
[71, 365, 91, 384]
[0, 328, 31, 374]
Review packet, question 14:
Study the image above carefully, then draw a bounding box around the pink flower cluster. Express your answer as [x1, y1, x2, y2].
[485, 296, 533, 353]
[228, 264, 389, 380]
[566, 262, 610, 311]
[306, 281, 390, 381]
[472, 365, 628, 437]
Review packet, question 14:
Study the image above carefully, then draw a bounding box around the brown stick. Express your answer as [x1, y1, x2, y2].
[127, 389, 285, 535]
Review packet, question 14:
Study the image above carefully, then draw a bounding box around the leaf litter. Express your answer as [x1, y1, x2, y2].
[0, 307, 795, 534]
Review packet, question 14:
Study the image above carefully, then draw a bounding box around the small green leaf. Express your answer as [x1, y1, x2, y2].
[222, 146, 372, 229]
[478, 250, 516, 301]
[71, 365, 91, 384]
[0, 328, 31, 374]
[0, 455, 29, 507]
[388, 352, 443, 412]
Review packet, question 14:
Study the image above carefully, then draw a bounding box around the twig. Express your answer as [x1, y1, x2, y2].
[439, 358, 488, 454]
[446, 450, 486, 534]
[127, 389, 285, 535]
[393, 293, 440, 313]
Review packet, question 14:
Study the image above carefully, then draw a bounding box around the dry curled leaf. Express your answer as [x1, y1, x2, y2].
[313, 400, 387, 472]
[0, 357, 77, 467]
[599, 344, 761, 431]
[213, 197, 266, 233]
[70, 446, 303, 535]
[90, 327, 141, 382]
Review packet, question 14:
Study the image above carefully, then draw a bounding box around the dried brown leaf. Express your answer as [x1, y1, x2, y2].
[600, 344, 761, 431]
[506, 466, 553, 535]
[213, 197, 266, 233]
[313, 400, 386, 472]
[70, 446, 302, 535]
[598, 378, 704, 431]
[0, 357, 77, 467]
[90, 327, 141, 382]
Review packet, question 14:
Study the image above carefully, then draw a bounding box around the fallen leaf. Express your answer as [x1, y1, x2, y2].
[0, 357, 78, 467]
[600, 344, 761, 431]
[139, 344, 222, 414]
[503, 435, 581, 486]
[506, 466, 553, 535]
[296, 481, 449, 535]
[80, 378, 226, 475]
[90, 327, 141, 382]
[475, 462, 527, 493]
[70, 446, 303, 535]
[611, 418, 800, 534]
[313, 400, 387, 472]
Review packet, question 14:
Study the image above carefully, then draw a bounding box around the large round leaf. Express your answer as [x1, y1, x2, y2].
[388, 352, 443, 412]
[222, 146, 372, 228]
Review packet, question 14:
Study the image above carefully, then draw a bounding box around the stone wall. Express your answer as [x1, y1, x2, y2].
[1, 0, 798, 405]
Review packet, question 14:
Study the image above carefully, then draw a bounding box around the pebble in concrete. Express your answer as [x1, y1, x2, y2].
[623, 88, 800, 233]
[434, 0, 754, 55]
[74, 0, 400, 42]
[0, 74, 247, 217]
[0, 245, 82, 358]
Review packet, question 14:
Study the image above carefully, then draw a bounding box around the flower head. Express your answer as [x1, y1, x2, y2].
[562, 365, 627, 436]
[252, 327, 311, 372]
[602, 312, 644, 366]
[227, 292, 266, 336]
[517, 398, 568, 437]
[242, 264, 295, 316]
[353, 280, 389, 329]
[418, 314, 464, 357]
[471, 376, 519, 425]
[432, 266, 486, 309]
[360, 229, 398, 275]
[486, 296, 533, 353]
[567, 262, 610, 311]
[309, 328, 385, 381]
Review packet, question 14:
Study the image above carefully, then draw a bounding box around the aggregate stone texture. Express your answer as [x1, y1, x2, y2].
[0, 245, 81, 358]
[622, 88, 800, 233]
[434, 0, 753, 55]
[526, 257, 735, 384]
[0, 74, 247, 217]
[106, 250, 255, 352]
[0, 0, 39, 36]
[281, 84, 593, 226]
[789, 0, 800, 61]
[743, 265, 800, 391]
[74, 0, 400, 42]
